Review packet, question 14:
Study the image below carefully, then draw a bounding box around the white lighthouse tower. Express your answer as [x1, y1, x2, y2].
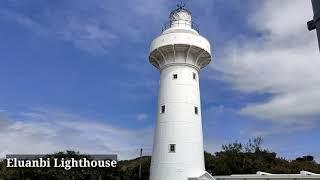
[149, 4, 214, 180]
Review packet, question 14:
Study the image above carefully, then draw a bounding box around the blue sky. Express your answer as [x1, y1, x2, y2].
[0, 0, 319, 161]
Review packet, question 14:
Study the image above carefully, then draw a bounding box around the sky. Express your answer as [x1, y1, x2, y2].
[0, 0, 319, 162]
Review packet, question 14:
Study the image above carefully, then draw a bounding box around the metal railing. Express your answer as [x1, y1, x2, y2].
[162, 20, 200, 33]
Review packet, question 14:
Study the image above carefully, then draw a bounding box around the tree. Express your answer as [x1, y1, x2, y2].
[1, 139, 320, 179]
[296, 156, 314, 162]
[204, 137, 320, 175]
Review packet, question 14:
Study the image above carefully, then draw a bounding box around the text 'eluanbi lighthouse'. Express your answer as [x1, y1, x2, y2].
[148, 4, 214, 180]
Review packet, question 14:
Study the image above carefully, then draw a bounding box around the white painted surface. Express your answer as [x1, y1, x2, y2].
[150, 65, 204, 180]
[149, 7, 212, 180]
[214, 171, 320, 180]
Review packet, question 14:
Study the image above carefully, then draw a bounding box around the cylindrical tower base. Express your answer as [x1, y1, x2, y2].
[149, 65, 205, 180]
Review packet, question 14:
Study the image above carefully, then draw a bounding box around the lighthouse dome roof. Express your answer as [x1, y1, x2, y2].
[169, 5, 192, 22]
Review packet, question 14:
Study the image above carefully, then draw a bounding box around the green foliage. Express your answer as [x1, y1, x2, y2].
[0, 137, 319, 179]
[205, 137, 320, 175]
[0, 151, 121, 180]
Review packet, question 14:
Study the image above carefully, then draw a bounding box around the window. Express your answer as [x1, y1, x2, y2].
[194, 106, 198, 115]
[193, 72, 197, 80]
[173, 74, 178, 79]
[169, 144, 176, 153]
[161, 105, 166, 113]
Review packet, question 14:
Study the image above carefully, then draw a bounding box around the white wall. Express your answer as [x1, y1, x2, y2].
[150, 65, 205, 180]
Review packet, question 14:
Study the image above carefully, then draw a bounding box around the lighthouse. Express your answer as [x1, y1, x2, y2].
[149, 4, 213, 180]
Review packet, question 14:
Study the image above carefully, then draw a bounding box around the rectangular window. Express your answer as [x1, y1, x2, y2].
[161, 105, 166, 113]
[173, 74, 178, 79]
[195, 107, 198, 115]
[169, 144, 176, 153]
[193, 72, 197, 80]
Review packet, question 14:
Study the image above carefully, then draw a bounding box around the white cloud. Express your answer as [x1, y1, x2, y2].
[213, 0, 320, 126]
[137, 113, 148, 121]
[0, 108, 153, 160]
[0, 0, 169, 54]
[58, 19, 117, 54]
[0, 8, 47, 35]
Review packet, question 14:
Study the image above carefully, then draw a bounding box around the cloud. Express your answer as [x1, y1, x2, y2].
[0, 8, 47, 35]
[241, 90, 320, 124]
[57, 18, 117, 54]
[137, 113, 148, 121]
[0, 0, 170, 54]
[0, 108, 153, 160]
[212, 0, 320, 127]
[242, 123, 315, 138]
